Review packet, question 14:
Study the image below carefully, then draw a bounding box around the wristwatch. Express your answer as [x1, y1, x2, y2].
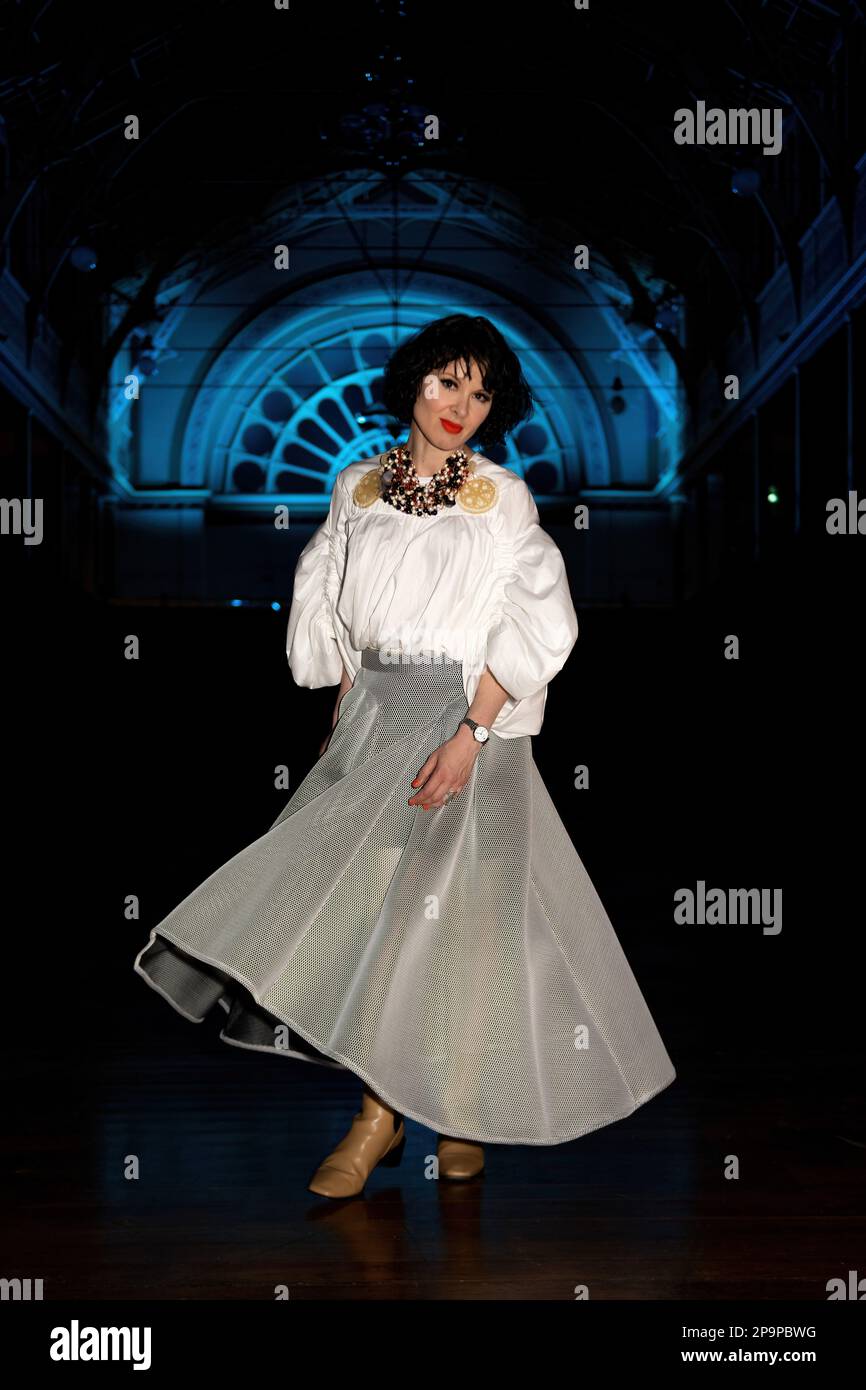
[459, 716, 490, 745]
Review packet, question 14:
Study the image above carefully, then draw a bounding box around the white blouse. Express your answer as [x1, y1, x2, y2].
[285, 452, 579, 738]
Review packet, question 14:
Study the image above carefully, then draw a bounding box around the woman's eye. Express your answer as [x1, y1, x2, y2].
[438, 378, 489, 402]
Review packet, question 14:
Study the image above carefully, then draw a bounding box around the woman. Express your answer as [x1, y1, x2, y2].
[134, 314, 676, 1199]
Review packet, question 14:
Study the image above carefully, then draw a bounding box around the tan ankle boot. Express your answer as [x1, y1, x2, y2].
[308, 1089, 406, 1198]
[437, 1135, 485, 1180]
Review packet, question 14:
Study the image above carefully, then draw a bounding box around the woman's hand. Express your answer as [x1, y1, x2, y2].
[409, 726, 481, 810]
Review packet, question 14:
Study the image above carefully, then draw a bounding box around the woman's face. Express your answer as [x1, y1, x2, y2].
[412, 357, 494, 449]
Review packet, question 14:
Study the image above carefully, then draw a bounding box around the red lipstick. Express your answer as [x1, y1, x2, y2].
[441, 419, 462, 434]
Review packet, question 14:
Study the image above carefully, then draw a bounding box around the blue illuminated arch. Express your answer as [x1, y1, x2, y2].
[182, 293, 571, 507]
[110, 171, 685, 510]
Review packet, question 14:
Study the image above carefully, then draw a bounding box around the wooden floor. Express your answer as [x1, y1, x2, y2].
[5, 1016, 863, 1301]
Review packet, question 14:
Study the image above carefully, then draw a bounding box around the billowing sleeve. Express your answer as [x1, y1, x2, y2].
[484, 477, 579, 701]
[285, 472, 349, 688]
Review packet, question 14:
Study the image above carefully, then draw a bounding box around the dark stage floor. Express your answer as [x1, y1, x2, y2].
[5, 1003, 863, 1300]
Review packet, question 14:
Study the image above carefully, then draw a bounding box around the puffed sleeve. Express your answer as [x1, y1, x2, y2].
[484, 476, 579, 701]
[285, 472, 348, 688]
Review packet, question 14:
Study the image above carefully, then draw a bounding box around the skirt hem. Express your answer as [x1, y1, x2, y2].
[134, 926, 676, 1148]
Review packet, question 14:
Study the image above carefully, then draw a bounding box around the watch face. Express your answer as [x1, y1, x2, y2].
[474, 726, 489, 742]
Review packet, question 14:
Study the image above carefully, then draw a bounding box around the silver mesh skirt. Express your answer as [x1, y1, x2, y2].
[134, 650, 676, 1145]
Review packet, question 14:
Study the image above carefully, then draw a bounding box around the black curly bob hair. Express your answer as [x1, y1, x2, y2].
[381, 314, 533, 452]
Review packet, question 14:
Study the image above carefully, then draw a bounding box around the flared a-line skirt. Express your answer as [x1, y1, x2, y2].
[134, 649, 676, 1145]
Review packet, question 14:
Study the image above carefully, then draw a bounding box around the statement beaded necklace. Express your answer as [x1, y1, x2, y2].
[377, 443, 470, 516]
